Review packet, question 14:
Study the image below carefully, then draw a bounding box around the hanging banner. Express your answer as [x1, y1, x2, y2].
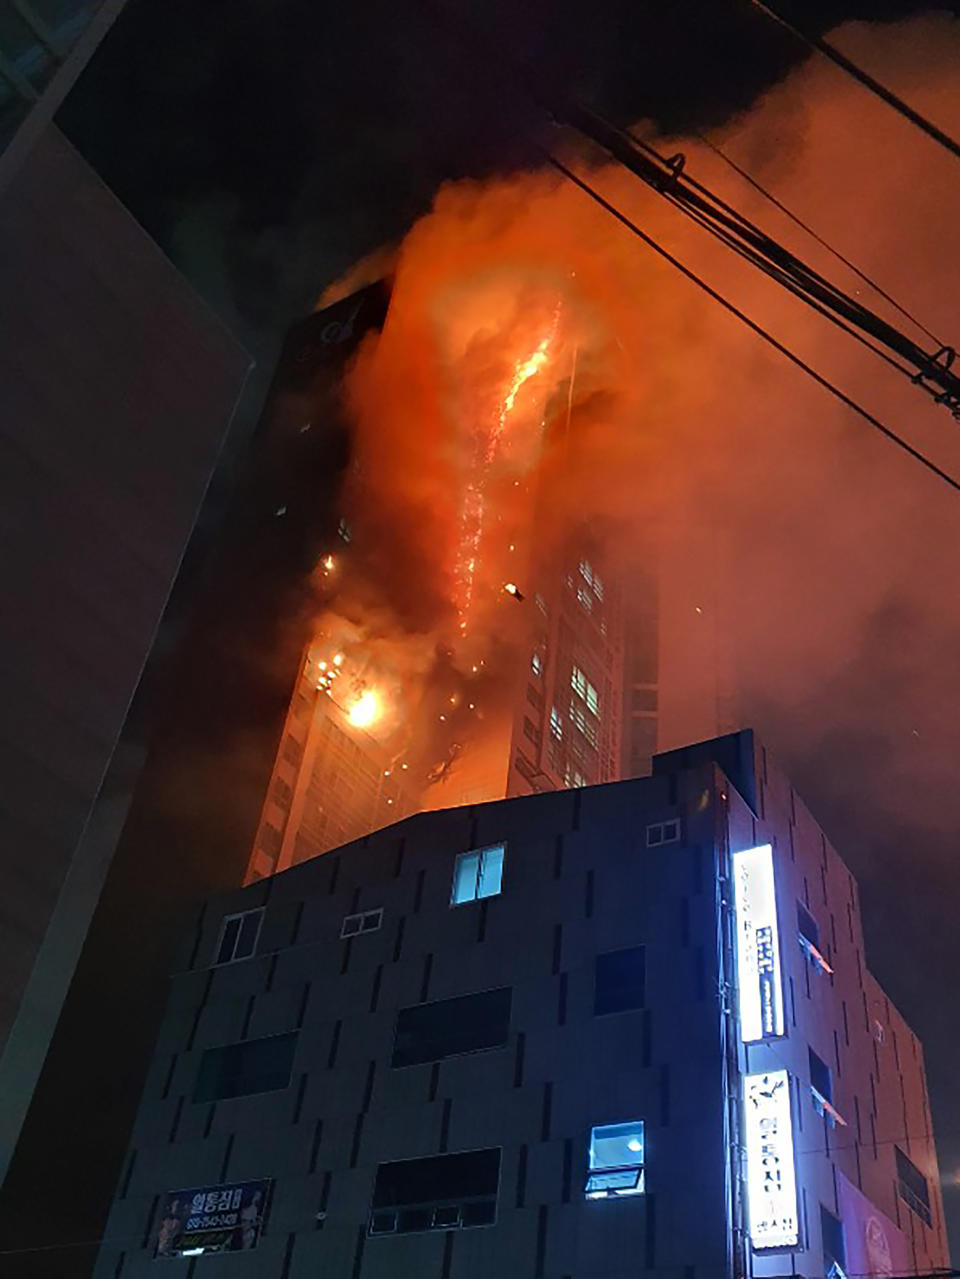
[732, 844, 785, 1042]
[153, 1179, 271, 1258]
[744, 1070, 799, 1249]
[837, 1171, 911, 1277]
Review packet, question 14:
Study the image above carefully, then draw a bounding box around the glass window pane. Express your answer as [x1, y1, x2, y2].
[590, 1121, 645, 1170]
[477, 845, 503, 898]
[216, 917, 241, 964]
[451, 852, 480, 904]
[235, 910, 261, 959]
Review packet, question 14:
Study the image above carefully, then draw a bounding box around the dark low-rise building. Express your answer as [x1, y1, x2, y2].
[93, 731, 949, 1279]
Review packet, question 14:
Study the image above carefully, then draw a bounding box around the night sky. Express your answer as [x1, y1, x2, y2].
[58, 0, 960, 1259]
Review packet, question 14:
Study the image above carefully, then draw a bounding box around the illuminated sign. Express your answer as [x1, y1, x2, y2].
[744, 1070, 799, 1250]
[732, 844, 784, 1042]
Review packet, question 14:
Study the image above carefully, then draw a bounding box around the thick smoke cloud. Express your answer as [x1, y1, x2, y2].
[318, 12, 960, 1242]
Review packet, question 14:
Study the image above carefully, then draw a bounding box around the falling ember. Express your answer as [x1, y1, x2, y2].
[453, 318, 560, 630]
[347, 690, 380, 729]
[323, 554, 336, 571]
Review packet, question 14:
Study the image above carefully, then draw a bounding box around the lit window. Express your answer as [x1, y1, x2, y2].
[645, 820, 681, 848]
[580, 560, 594, 585]
[550, 707, 563, 741]
[451, 845, 505, 906]
[571, 666, 599, 715]
[593, 576, 604, 602]
[564, 765, 586, 789]
[214, 908, 264, 965]
[585, 1121, 645, 1198]
[535, 594, 548, 615]
[570, 700, 599, 748]
[577, 586, 593, 613]
[531, 651, 543, 676]
[341, 908, 384, 938]
[338, 517, 352, 542]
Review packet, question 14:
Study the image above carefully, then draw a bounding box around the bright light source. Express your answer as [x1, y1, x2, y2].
[323, 554, 335, 570]
[333, 653, 343, 666]
[348, 690, 379, 729]
[319, 661, 327, 670]
[627, 1138, 643, 1152]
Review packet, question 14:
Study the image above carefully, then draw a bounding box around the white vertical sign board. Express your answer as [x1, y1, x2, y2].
[744, 1070, 800, 1249]
[732, 844, 784, 1042]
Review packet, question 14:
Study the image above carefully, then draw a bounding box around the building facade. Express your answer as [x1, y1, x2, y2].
[96, 731, 947, 1279]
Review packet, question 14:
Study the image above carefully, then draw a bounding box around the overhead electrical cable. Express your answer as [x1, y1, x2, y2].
[688, 129, 943, 347]
[537, 145, 960, 496]
[558, 103, 960, 417]
[747, 0, 960, 164]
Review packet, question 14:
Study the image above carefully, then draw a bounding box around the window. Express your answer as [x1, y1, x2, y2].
[821, 1205, 846, 1277]
[550, 707, 563, 741]
[565, 765, 586, 789]
[526, 683, 543, 709]
[214, 909, 264, 965]
[369, 1149, 500, 1236]
[585, 1121, 645, 1198]
[535, 593, 548, 615]
[895, 1146, 932, 1226]
[531, 651, 543, 676]
[193, 1033, 297, 1103]
[569, 700, 599, 748]
[809, 1048, 846, 1126]
[571, 665, 600, 715]
[522, 716, 541, 746]
[393, 988, 511, 1068]
[341, 908, 384, 938]
[451, 845, 504, 905]
[577, 585, 593, 613]
[645, 820, 680, 847]
[595, 947, 645, 1015]
[798, 903, 833, 974]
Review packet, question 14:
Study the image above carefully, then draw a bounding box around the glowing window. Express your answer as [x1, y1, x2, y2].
[570, 700, 599, 748]
[214, 909, 264, 965]
[451, 845, 504, 906]
[593, 576, 604, 601]
[565, 766, 586, 789]
[550, 707, 563, 741]
[571, 666, 599, 715]
[577, 586, 593, 613]
[585, 1121, 645, 1198]
[531, 652, 543, 676]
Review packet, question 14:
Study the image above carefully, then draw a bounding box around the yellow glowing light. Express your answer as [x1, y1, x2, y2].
[318, 661, 327, 671]
[503, 337, 551, 414]
[348, 690, 379, 728]
[323, 554, 335, 571]
[504, 582, 520, 597]
[333, 653, 343, 666]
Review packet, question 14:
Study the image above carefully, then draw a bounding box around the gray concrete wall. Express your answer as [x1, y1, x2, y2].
[0, 121, 250, 1183]
[94, 775, 730, 1279]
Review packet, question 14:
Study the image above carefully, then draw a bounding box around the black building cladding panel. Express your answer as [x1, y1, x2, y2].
[194, 1033, 298, 1103]
[392, 988, 512, 1068]
[594, 947, 646, 1015]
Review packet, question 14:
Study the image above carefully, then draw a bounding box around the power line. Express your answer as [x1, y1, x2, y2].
[560, 103, 960, 416]
[748, 0, 960, 164]
[689, 129, 943, 347]
[536, 145, 960, 496]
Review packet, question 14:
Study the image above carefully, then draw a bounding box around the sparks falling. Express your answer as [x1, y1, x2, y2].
[453, 324, 558, 634]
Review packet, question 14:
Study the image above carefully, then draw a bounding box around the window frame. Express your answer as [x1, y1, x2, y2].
[594, 946, 646, 1016]
[450, 844, 505, 907]
[895, 1145, 933, 1226]
[213, 907, 264, 966]
[368, 1147, 502, 1237]
[341, 908, 384, 939]
[645, 819, 681, 848]
[193, 1031, 299, 1104]
[585, 1121, 646, 1199]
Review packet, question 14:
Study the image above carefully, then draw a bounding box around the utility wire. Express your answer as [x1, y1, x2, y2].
[536, 145, 960, 496]
[748, 0, 960, 164]
[563, 103, 960, 415]
[689, 129, 943, 347]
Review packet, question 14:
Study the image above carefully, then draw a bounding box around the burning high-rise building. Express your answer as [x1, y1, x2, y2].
[245, 277, 642, 877]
